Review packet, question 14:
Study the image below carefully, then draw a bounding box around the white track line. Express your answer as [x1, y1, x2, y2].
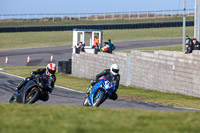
[0, 71, 84, 93]
[0, 71, 24, 79]
[172, 106, 200, 111]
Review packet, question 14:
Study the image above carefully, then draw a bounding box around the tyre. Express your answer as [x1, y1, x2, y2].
[93, 92, 105, 107]
[83, 97, 90, 106]
[24, 87, 40, 104]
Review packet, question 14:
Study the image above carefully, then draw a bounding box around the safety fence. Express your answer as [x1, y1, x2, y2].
[0, 20, 194, 33]
[0, 9, 194, 22]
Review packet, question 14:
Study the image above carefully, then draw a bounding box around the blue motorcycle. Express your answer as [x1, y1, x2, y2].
[83, 75, 116, 107]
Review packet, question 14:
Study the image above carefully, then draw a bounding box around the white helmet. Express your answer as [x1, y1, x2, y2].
[110, 64, 119, 75]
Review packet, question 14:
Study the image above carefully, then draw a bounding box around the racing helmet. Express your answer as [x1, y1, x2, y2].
[110, 64, 119, 75]
[46, 63, 56, 76]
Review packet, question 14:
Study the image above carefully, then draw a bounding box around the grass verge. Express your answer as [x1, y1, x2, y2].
[0, 26, 194, 50]
[1, 66, 200, 109]
[1, 103, 200, 133]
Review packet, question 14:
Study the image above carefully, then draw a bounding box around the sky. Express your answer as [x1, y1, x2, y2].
[0, 0, 195, 14]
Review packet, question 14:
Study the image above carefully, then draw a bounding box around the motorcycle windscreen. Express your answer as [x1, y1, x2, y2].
[103, 76, 116, 95]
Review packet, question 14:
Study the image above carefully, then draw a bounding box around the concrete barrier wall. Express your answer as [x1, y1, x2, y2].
[72, 50, 200, 97]
[131, 50, 200, 97]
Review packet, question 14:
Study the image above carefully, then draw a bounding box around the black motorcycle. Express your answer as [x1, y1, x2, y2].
[9, 74, 52, 104]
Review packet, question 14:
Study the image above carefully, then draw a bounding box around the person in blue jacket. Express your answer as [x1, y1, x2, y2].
[108, 39, 115, 53]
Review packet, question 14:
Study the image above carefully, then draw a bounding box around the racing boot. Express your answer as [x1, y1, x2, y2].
[13, 83, 23, 99]
[15, 82, 24, 92]
[13, 91, 19, 99]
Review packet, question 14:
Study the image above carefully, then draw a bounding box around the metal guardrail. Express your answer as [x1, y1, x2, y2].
[0, 9, 194, 22]
[0, 21, 194, 33]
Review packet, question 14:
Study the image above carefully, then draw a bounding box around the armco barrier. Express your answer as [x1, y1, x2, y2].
[0, 21, 194, 33]
[72, 50, 200, 98]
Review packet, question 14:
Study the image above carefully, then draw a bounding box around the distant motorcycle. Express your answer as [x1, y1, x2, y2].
[9, 74, 52, 104]
[83, 75, 116, 107]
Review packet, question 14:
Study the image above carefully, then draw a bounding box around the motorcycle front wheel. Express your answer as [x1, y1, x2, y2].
[25, 87, 40, 104]
[93, 92, 105, 107]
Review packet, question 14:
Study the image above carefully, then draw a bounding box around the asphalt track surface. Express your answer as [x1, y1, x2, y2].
[1, 72, 200, 111]
[0, 38, 181, 66]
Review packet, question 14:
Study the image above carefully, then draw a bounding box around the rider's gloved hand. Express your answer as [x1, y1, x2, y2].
[91, 79, 96, 86]
[91, 79, 95, 83]
[30, 72, 35, 78]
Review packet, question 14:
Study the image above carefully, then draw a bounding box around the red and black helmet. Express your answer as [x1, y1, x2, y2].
[46, 63, 56, 76]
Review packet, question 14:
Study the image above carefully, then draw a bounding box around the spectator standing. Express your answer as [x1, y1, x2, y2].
[185, 36, 194, 54]
[93, 36, 99, 48]
[192, 38, 200, 50]
[108, 39, 116, 54]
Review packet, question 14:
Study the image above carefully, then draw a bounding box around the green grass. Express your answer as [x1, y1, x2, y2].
[1, 103, 200, 133]
[0, 16, 194, 27]
[1, 66, 200, 109]
[0, 26, 194, 50]
[0, 31, 73, 49]
[122, 45, 182, 53]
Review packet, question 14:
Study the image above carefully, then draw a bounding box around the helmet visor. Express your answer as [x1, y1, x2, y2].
[112, 68, 119, 74]
[47, 68, 56, 75]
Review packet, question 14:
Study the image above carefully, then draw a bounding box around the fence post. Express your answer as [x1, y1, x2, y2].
[62, 14, 64, 21]
[154, 10, 157, 18]
[121, 12, 122, 19]
[1, 14, 3, 22]
[10, 14, 12, 20]
[104, 13, 106, 20]
[137, 11, 140, 19]
[163, 10, 165, 18]
[187, 9, 190, 17]
[27, 14, 29, 21]
[96, 13, 98, 20]
[126, 54, 131, 86]
[129, 11, 130, 19]
[147, 11, 149, 18]
[53, 13, 54, 22]
[171, 10, 173, 17]
[78, 13, 80, 20]
[87, 13, 89, 20]
[70, 13, 71, 21]
[43, 14, 45, 21]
